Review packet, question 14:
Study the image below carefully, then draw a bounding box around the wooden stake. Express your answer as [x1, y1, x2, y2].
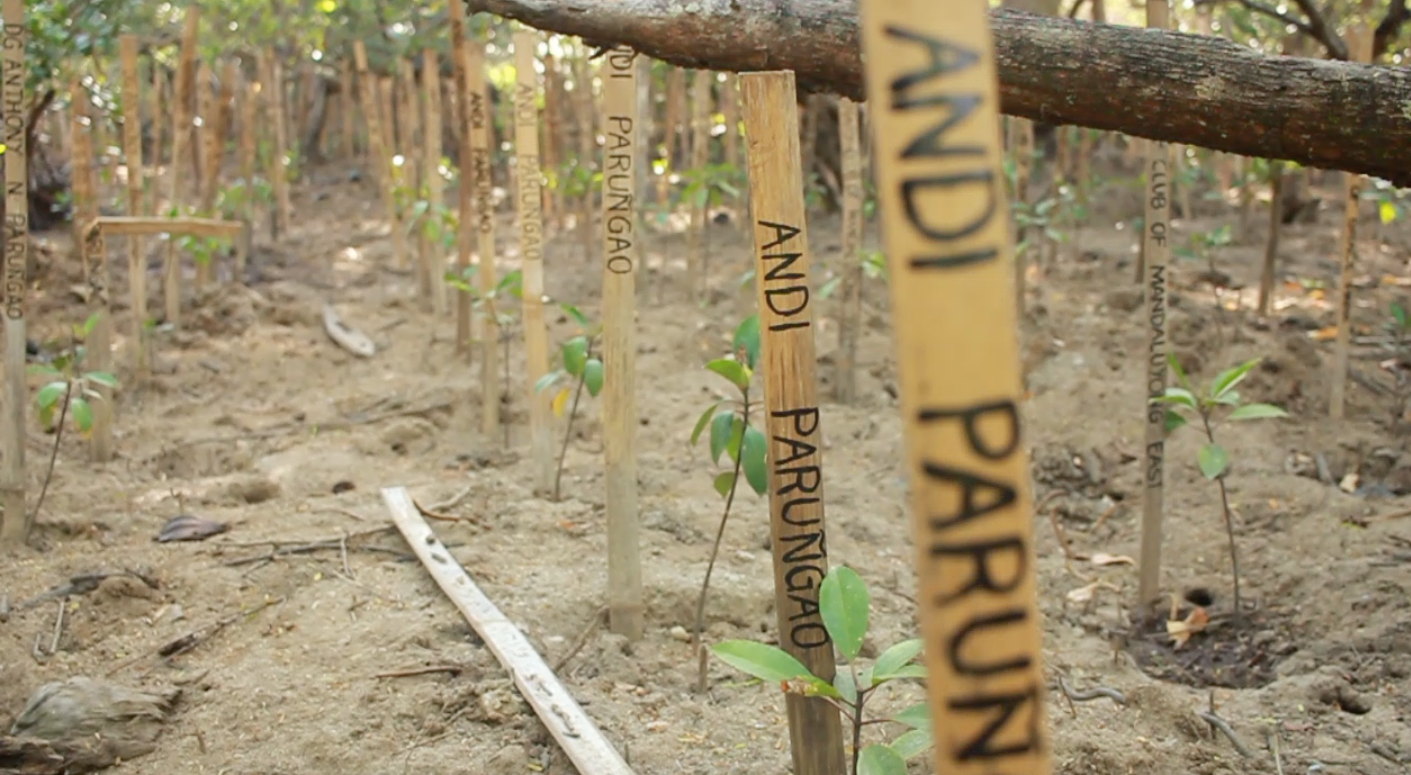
[266, 50, 293, 237]
[353, 44, 398, 273]
[572, 51, 595, 262]
[423, 49, 447, 316]
[236, 69, 258, 283]
[149, 63, 164, 211]
[380, 486, 638, 775]
[341, 66, 357, 161]
[165, 9, 199, 329]
[90, 216, 243, 238]
[514, 30, 554, 495]
[1331, 25, 1373, 420]
[378, 76, 409, 269]
[194, 61, 215, 290]
[858, 2, 1052, 774]
[834, 96, 863, 404]
[1137, 0, 1174, 612]
[1011, 117, 1033, 313]
[721, 73, 740, 169]
[71, 78, 115, 463]
[601, 47, 644, 641]
[448, 5, 475, 356]
[1257, 160, 1284, 317]
[0, 0, 29, 544]
[119, 35, 149, 375]
[686, 69, 711, 297]
[739, 71, 846, 775]
[468, 44, 500, 437]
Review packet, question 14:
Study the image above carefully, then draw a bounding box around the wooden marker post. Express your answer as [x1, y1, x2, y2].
[422, 49, 446, 315]
[341, 67, 357, 161]
[686, 69, 711, 297]
[267, 51, 293, 235]
[1137, 0, 1174, 612]
[237, 71, 258, 283]
[859, 1, 1052, 773]
[119, 35, 149, 374]
[448, 3, 474, 355]
[1330, 25, 1373, 420]
[601, 46, 644, 640]
[739, 71, 846, 775]
[0, 0, 28, 544]
[513, 30, 554, 495]
[71, 79, 115, 463]
[835, 96, 863, 404]
[377, 77, 409, 269]
[468, 44, 500, 436]
[166, 9, 199, 329]
[194, 61, 215, 290]
[353, 44, 402, 273]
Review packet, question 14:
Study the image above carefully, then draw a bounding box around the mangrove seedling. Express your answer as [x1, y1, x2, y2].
[534, 304, 605, 501]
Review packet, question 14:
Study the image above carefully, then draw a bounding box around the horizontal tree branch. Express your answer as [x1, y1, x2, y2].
[462, 0, 1411, 186]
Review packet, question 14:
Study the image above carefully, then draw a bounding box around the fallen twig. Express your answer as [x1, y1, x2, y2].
[1196, 710, 1254, 758]
[373, 665, 465, 679]
[1058, 676, 1127, 706]
[48, 599, 65, 655]
[552, 606, 608, 674]
[107, 596, 286, 677]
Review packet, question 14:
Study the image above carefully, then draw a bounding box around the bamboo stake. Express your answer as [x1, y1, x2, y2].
[378, 76, 409, 269]
[423, 49, 446, 315]
[1257, 161, 1284, 316]
[236, 69, 258, 283]
[0, 0, 29, 544]
[120, 35, 149, 375]
[1010, 117, 1033, 313]
[1137, 0, 1174, 612]
[572, 50, 595, 262]
[468, 45, 500, 436]
[514, 30, 554, 495]
[341, 66, 357, 161]
[686, 69, 711, 298]
[71, 77, 115, 462]
[721, 73, 739, 169]
[165, 9, 199, 329]
[448, 4, 475, 356]
[601, 46, 644, 641]
[858, 2, 1052, 774]
[267, 50, 293, 237]
[194, 61, 215, 290]
[542, 52, 561, 234]
[149, 63, 164, 210]
[401, 58, 426, 295]
[1331, 25, 1373, 420]
[834, 96, 863, 403]
[739, 71, 847, 775]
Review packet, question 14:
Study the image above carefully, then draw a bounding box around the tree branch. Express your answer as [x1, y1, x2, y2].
[1193, 0, 1316, 38]
[1287, 0, 1348, 59]
[462, 0, 1411, 185]
[1374, 0, 1409, 59]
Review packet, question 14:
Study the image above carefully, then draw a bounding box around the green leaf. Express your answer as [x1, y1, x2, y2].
[1165, 351, 1191, 390]
[1198, 443, 1229, 480]
[691, 403, 721, 445]
[1393, 302, 1409, 330]
[36, 382, 66, 411]
[709, 411, 738, 464]
[733, 315, 762, 370]
[562, 303, 590, 328]
[856, 744, 908, 775]
[83, 371, 119, 389]
[563, 336, 589, 376]
[741, 425, 769, 496]
[712, 471, 736, 498]
[890, 729, 934, 761]
[1164, 409, 1188, 433]
[880, 663, 928, 681]
[711, 640, 816, 684]
[705, 358, 751, 391]
[871, 638, 923, 683]
[819, 276, 843, 300]
[1211, 358, 1260, 400]
[819, 566, 869, 661]
[1154, 386, 1198, 408]
[534, 370, 563, 393]
[1227, 402, 1288, 421]
[583, 359, 604, 397]
[892, 702, 932, 730]
[70, 397, 93, 433]
[26, 364, 60, 378]
[833, 667, 857, 705]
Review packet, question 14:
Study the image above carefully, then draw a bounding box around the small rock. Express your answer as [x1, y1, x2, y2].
[669, 625, 691, 643]
[733, 550, 755, 562]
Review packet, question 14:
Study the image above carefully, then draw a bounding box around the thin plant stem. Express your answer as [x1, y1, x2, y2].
[553, 368, 588, 502]
[32, 380, 73, 525]
[1200, 409, 1243, 626]
[849, 662, 865, 775]
[694, 387, 750, 693]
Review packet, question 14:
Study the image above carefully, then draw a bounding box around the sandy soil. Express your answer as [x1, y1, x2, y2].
[1, 159, 1409, 775]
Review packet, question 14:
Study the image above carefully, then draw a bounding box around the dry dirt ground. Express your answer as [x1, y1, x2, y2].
[1, 157, 1410, 775]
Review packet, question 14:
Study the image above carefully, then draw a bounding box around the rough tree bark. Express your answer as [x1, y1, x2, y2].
[461, 0, 1411, 185]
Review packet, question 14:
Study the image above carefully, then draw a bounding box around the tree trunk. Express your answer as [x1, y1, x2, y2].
[462, 0, 1411, 185]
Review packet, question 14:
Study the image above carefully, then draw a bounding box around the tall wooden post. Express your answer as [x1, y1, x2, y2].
[601, 47, 644, 640]
[0, 0, 30, 544]
[119, 35, 149, 375]
[740, 70, 847, 775]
